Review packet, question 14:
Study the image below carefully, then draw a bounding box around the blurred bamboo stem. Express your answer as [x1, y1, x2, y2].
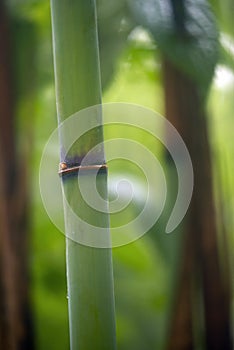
[163, 58, 232, 350]
[50, 1, 116, 349]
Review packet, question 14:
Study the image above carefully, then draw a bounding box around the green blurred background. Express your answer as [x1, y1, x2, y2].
[0, 0, 234, 349]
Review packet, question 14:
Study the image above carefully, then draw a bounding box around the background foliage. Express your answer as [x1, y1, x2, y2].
[2, 0, 234, 349]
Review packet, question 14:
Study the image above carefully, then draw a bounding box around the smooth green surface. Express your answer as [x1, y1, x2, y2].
[50, 0, 116, 349]
[51, 0, 101, 119]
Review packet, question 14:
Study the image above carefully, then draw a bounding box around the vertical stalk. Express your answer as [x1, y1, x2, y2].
[50, 1, 116, 349]
[0, 2, 34, 349]
[163, 59, 232, 350]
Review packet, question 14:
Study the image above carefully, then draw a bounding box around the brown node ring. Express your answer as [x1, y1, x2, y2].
[60, 162, 68, 170]
[58, 163, 108, 177]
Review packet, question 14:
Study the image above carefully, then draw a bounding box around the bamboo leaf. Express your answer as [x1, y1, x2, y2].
[219, 37, 234, 73]
[127, 0, 219, 95]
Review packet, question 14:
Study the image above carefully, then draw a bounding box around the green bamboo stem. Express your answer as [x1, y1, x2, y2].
[50, 1, 116, 349]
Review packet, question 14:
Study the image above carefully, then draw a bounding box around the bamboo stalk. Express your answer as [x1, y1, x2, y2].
[50, 1, 116, 349]
[163, 58, 232, 350]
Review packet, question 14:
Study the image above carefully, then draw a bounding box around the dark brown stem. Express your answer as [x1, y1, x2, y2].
[163, 59, 232, 350]
[0, 1, 34, 349]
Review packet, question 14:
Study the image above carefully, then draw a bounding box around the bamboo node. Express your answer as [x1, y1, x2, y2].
[58, 163, 108, 177]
